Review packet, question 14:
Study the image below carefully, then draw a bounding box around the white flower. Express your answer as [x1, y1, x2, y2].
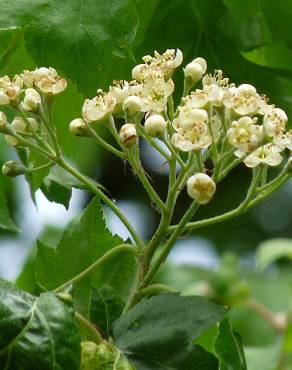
[119, 123, 138, 148]
[243, 143, 283, 168]
[0, 75, 23, 105]
[223, 84, 261, 116]
[263, 108, 287, 136]
[109, 81, 129, 105]
[187, 173, 216, 204]
[227, 116, 263, 153]
[204, 84, 224, 107]
[273, 130, 292, 151]
[182, 84, 224, 109]
[172, 108, 213, 151]
[202, 69, 230, 88]
[139, 70, 174, 113]
[144, 114, 167, 137]
[182, 89, 209, 109]
[69, 118, 88, 136]
[142, 49, 183, 79]
[21, 88, 41, 111]
[23, 67, 67, 95]
[82, 90, 116, 123]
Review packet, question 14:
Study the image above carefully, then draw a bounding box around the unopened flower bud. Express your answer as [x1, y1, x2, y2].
[132, 64, 145, 81]
[144, 114, 167, 137]
[187, 173, 216, 204]
[119, 123, 138, 148]
[0, 112, 9, 133]
[123, 96, 142, 118]
[11, 117, 26, 132]
[193, 57, 207, 74]
[69, 118, 89, 136]
[0, 91, 9, 106]
[11, 117, 38, 133]
[2, 160, 25, 177]
[184, 62, 204, 86]
[21, 88, 41, 111]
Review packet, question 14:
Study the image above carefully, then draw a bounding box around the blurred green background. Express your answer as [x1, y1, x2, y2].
[1, 0, 292, 365]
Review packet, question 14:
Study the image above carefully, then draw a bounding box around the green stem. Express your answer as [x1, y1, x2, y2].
[141, 201, 199, 288]
[168, 169, 290, 234]
[167, 96, 175, 121]
[57, 157, 144, 248]
[17, 108, 55, 155]
[86, 124, 125, 159]
[138, 128, 171, 161]
[138, 283, 177, 298]
[162, 134, 186, 169]
[75, 312, 102, 344]
[27, 162, 53, 173]
[207, 103, 219, 164]
[107, 115, 122, 146]
[217, 155, 246, 182]
[127, 149, 166, 212]
[39, 106, 62, 159]
[54, 244, 136, 293]
[13, 131, 55, 160]
[143, 155, 177, 268]
[195, 150, 205, 172]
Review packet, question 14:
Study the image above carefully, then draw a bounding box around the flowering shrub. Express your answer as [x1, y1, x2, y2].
[0, 48, 291, 369]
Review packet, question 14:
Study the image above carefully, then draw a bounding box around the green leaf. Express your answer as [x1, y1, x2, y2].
[90, 285, 124, 337]
[0, 188, 19, 232]
[0, 0, 158, 95]
[0, 280, 81, 370]
[213, 317, 247, 370]
[27, 150, 51, 195]
[256, 238, 292, 270]
[223, 0, 273, 50]
[241, 42, 292, 73]
[41, 165, 83, 209]
[15, 250, 36, 294]
[113, 293, 224, 369]
[36, 196, 137, 317]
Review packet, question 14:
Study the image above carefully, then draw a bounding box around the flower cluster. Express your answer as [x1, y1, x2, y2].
[69, 49, 290, 203]
[0, 49, 290, 207]
[0, 67, 67, 146]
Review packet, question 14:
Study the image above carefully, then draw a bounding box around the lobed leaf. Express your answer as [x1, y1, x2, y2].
[36, 196, 137, 317]
[0, 0, 159, 95]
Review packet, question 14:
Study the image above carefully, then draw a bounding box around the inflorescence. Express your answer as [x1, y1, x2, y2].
[0, 49, 291, 205]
